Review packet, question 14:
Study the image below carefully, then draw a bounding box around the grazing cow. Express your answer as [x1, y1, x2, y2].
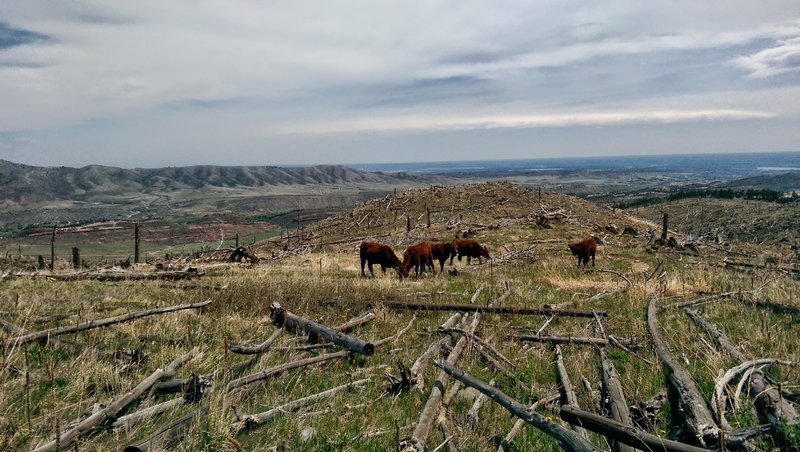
[568, 236, 597, 267]
[452, 239, 491, 265]
[360, 242, 406, 279]
[403, 242, 435, 277]
[425, 241, 456, 273]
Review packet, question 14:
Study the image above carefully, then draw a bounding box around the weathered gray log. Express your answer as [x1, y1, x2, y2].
[225, 350, 348, 393]
[270, 302, 374, 356]
[228, 328, 283, 355]
[749, 370, 800, 444]
[372, 315, 415, 347]
[713, 359, 792, 430]
[43, 270, 203, 281]
[404, 314, 481, 451]
[410, 313, 462, 389]
[684, 308, 747, 362]
[598, 346, 634, 452]
[648, 297, 721, 446]
[0, 318, 84, 356]
[466, 378, 494, 430]
[123, 405, 209, 452]
[232, 378, 369, 433]
[560, 405, 708, 452]
[439, 328, 515, 369]
[508, 334, 637, 349]
[497, 393, 559, 452]
[383, 300, 606, 317]
[554, 345, 590, 441]
[434, 360, 597, 452]
[11, 300, 212, 347]
[747, 298, 800, 314]
[113, 397, 186, 431]
[32, 347, 199, 452]
[648, 297, 768, 448]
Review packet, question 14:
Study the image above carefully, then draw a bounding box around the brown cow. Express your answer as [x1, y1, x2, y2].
[403, 242, 435, 277]
[424, 241, 456, 273]
[360, 242, 406, 279]
[452, 239, 491, 265]
[568, 236, 597, 267]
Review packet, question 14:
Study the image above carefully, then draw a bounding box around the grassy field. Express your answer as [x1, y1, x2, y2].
[1, 182, 799, 451]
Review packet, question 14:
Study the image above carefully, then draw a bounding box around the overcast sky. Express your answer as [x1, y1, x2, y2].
[1, 1, 799, 168]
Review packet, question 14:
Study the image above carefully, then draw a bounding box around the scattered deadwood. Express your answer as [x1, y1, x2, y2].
[497, 393, 559, 452]
[438, 328, 515, 370]
[0, 318, 84, 356]
[466, 378, 494, 431]
[403, 313, 481, 451]
[10, 300, 212, 347]
[434, 360, 596, 452]
[598, 346, 634, 452]
[225, 350, 348, 394]
[560, 405, 707, 452]
[508, 334, 638, 349]
[719, 259, 800, 279]
[554, 345, 589, 441]
[113, 397, 186, 431]
[684, 308, 747, 362]
[270, 302, 374, 356]
[383, 300, 606, 317]
[745, 298, 800, 315]
[372, 315, 415, 347]
[228, 328, 283, 355]
[231, 378, 369, 434]
[385, 361, 416, 395]
[32, 347, 199, 452]
[123, 405, 209, 452]
[43, 270, 204, 281]
[410, 313, 462, 390]
[713, 359, 792, 430]
[647, 297, 768, 448]
[629, 391, 667, 431]
[660, 291, 739, 311]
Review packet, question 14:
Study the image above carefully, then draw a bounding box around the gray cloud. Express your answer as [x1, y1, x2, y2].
[0, 1, 798, 166]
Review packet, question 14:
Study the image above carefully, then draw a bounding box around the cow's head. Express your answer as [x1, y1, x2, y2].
[480, 245, 491, 259]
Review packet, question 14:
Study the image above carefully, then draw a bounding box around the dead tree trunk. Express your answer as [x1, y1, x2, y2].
[232, 378, 370, 433]
[509, 334, 637, 348]
[434, 360, 596, 452]
[225, 350, 347, 394]
[598, 346, 634, 452]
[50, 225, 56, 271]
[11, 300, 212, 347]
[123, 405, 209, 452]
[554, 345, 589, 440]
[71, 247, 80, 269]
[134, 222, 140, 264]
[661, 213, 668, 241]
[384, 300, 606, 318]
[33, 347, 198, 452]
[404, 314, 481, 451]
[228, 328, 283, 355]
[497, 393, 559, 452]
[270, 302, 374, 356]
[560, 405, 707, 452]
[410, 313, 462, 389]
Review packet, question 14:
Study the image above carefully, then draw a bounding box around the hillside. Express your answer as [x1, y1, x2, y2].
[723, 171, 800, 192]
[2, 182, 799, 451]
[0, 160, 424, 206]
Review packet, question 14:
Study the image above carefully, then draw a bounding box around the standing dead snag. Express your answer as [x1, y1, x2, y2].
[270, 302, 374, 356]
[433, 360, 597, 452]
[32, 347, 199, 452]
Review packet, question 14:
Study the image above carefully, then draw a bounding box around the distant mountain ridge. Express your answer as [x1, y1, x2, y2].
[0, 160, 424, 205]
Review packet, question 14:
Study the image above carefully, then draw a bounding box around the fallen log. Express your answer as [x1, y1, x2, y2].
[410, 313, 462, 389]
[433, 360, 596, 452]
[113, 396, 186, 431]
[123, 405, 209, 452]
[228, 328, 283, 355]
[746, 298, 800, 315]
[466, 378, 494, 430]
[439, 328, 515, 369]
[225, 350, 348, 394]
[647, 297, 767, 448]
[713, 359, 792, 430]
[32, 347, 199, 452]
[497, 393, 559, 452]
[598, 346, 634, 452]
[270, 302, 374, 356]
[554, 345, 589, 441]
[232, 378, 370, 433]
[372, 315, 415, 347]
[559, 405, 707, 452]
[43, 270, 203, 281]
[10, 300, 212, 347]
[0, 318, 84, 356]
[403, 314, 481, 451]
[383, 300, 606, 318]
[508, 334, 638, 349]
[684, 308, 747, 362]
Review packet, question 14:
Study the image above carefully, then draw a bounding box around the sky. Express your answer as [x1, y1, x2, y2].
[1, 1, 800, 168]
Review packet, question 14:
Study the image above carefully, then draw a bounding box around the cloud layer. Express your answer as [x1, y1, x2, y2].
[0, 1, 799, 166]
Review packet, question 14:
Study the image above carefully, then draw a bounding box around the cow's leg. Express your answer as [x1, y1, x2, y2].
[591, 253, 595, 267]
[368, 262, 375, 277]
[380, 264, 387, 275]
[467, 256, 472, 265]
[361, 258, 367, 277]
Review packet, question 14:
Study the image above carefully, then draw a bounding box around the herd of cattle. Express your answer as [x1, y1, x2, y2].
[359, 235, 597, 279]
